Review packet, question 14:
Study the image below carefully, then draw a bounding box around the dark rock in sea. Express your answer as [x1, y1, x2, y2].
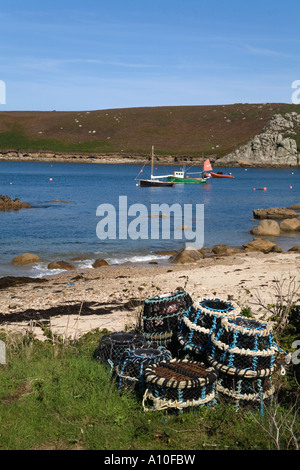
[47, 261, 76, 271]
[92, 258, 109, 268]
[12, 253, 41, 265]
[0, 194, 31, 211]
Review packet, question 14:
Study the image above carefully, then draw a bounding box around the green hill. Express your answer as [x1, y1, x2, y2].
[0, 103, 299, 160]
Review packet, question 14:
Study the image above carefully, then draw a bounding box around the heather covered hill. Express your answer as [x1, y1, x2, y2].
[0, 103, 299, 160]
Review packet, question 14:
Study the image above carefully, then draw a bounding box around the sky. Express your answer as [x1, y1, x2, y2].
[0, 0, 300, 111]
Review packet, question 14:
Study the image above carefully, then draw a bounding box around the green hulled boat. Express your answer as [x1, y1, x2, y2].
[167, 170, 207, 184]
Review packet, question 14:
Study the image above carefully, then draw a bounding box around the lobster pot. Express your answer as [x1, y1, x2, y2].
[177, 298, 240, 356]
[142, 291, 193, 346]
[216, 370, 275, 411]
[196, 298, 241, 331]
[177, 307, 211, 356]
[142, 359, 218, 412]
[208, 316, 278, 378]
[117, 346, 172, 392]
[93, 332, 145, 369]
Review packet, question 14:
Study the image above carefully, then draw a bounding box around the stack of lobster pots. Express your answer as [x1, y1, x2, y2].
[177, 297, 280, 411]
[93, 292, 283, 413]
[207, 315, 278, 411]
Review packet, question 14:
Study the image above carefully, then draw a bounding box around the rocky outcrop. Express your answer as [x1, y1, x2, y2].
[242, 238, 282, 253]
[288, 246, 300, 253]
[0, 195, 31, 211]
[253, 207, 300, 220]
[211, 244, 243, 255]
[288, 203, 300, 210]
[217, 112, 300, 167]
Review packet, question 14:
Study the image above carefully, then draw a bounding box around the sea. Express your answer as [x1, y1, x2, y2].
[0, 160, 299, 278]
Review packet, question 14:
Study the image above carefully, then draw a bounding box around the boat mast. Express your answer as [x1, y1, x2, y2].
[151, 145, 154, 180]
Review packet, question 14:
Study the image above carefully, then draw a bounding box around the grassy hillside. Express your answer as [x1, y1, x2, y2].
[0, 103, 299, 159]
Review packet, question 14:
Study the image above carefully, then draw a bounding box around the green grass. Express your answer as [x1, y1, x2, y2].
[0, 328, 299, 451]
[0, 124, 112, 153]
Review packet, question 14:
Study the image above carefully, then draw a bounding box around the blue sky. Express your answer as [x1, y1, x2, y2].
[0, 0, 300, 111]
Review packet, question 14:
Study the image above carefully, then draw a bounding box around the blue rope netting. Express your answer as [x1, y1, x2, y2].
[117, 346, 172, 392]
[208, 316, 283, 378]
[177, 298, 240, 356]
[142, 358, 219, 412]
[216, 371, 275, 413]
[93, 332, 146, 370]
[142, 290, 193, 346]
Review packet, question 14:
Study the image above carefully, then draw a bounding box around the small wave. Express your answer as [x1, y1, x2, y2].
[106, 254, 170, 265]
[29, 263, 66, 278]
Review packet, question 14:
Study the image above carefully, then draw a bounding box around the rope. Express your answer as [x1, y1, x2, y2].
[216, 382, 275, 402]
[134, 163, 146, 180]
[142, 388, 216, 412]
[207, 356, 276, 378]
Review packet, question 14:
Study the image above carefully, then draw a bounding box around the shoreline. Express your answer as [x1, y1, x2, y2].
[2, 233, 300, 279]
[0, 250, 299, 341]
[0, 154, 299, 169]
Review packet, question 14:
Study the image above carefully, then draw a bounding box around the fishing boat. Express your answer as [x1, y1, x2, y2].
[167, 170, 207, 184]
[210, 171, 234, 179]
[166, 158, 212, 184]
[203, 158, 234, 178]
[136, 146, 174, 187]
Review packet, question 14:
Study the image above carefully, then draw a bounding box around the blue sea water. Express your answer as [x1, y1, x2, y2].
[0, 160, 299, 277]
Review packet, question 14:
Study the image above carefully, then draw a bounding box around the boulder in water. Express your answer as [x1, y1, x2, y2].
[47, 261, 75, 271]
[12, 253, 41, 265]
[92, 258, 109, 268]
[250, 219, 280, 237]
[280, 218, 300, 231]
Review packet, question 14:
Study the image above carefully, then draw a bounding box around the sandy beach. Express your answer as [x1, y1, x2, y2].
[0, 249, 299, 341]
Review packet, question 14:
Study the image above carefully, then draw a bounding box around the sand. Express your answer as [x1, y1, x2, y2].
[0, 251, 299, 341]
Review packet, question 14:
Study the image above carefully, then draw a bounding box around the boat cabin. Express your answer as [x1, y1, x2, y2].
[173, 170, 185, 178]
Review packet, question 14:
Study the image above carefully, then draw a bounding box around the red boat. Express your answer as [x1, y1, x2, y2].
[210, 171, 234, 179]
